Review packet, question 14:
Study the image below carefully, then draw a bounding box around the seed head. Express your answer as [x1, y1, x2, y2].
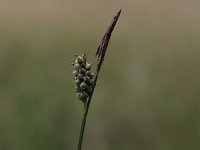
[72, 53, 95, 103]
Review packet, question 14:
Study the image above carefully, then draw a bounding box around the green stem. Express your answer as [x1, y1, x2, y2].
[77, 72, 99, 150]
[77, 103, 88, 150]
[76, 9, 121, 150]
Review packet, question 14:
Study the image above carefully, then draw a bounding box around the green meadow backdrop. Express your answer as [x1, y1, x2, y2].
[0, 0, 200, 150]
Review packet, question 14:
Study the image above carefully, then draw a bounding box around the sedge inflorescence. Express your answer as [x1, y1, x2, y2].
[72, 53, 95, 103]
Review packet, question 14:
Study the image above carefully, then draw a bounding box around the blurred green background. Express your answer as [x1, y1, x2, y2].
[0, 0, 200, 150]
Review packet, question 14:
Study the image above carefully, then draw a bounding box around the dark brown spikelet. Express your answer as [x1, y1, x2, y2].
[96, 9, 122, 71]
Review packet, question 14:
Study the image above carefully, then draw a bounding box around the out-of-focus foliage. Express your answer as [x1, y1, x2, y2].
[0, 1, 200, 150]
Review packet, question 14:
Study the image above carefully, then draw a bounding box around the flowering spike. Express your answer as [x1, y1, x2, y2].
[96, 9, 121, 71]
[72, 53, 95, 103]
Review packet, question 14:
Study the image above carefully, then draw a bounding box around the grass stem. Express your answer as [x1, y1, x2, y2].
[76, 9, 121, 150]
[77, 72, 99, 150]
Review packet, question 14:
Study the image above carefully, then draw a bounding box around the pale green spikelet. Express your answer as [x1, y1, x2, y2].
[72, 53, 95, 103]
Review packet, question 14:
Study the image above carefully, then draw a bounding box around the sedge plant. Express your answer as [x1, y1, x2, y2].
[71, 10, 121, 150]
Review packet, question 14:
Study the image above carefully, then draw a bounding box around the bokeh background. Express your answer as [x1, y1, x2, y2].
[0, 0, 200, 150]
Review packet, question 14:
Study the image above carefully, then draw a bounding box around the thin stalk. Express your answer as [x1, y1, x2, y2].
[76, 9, 121, 150]
[77, 71, 99, 150]
[77, 103, 87, 150]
